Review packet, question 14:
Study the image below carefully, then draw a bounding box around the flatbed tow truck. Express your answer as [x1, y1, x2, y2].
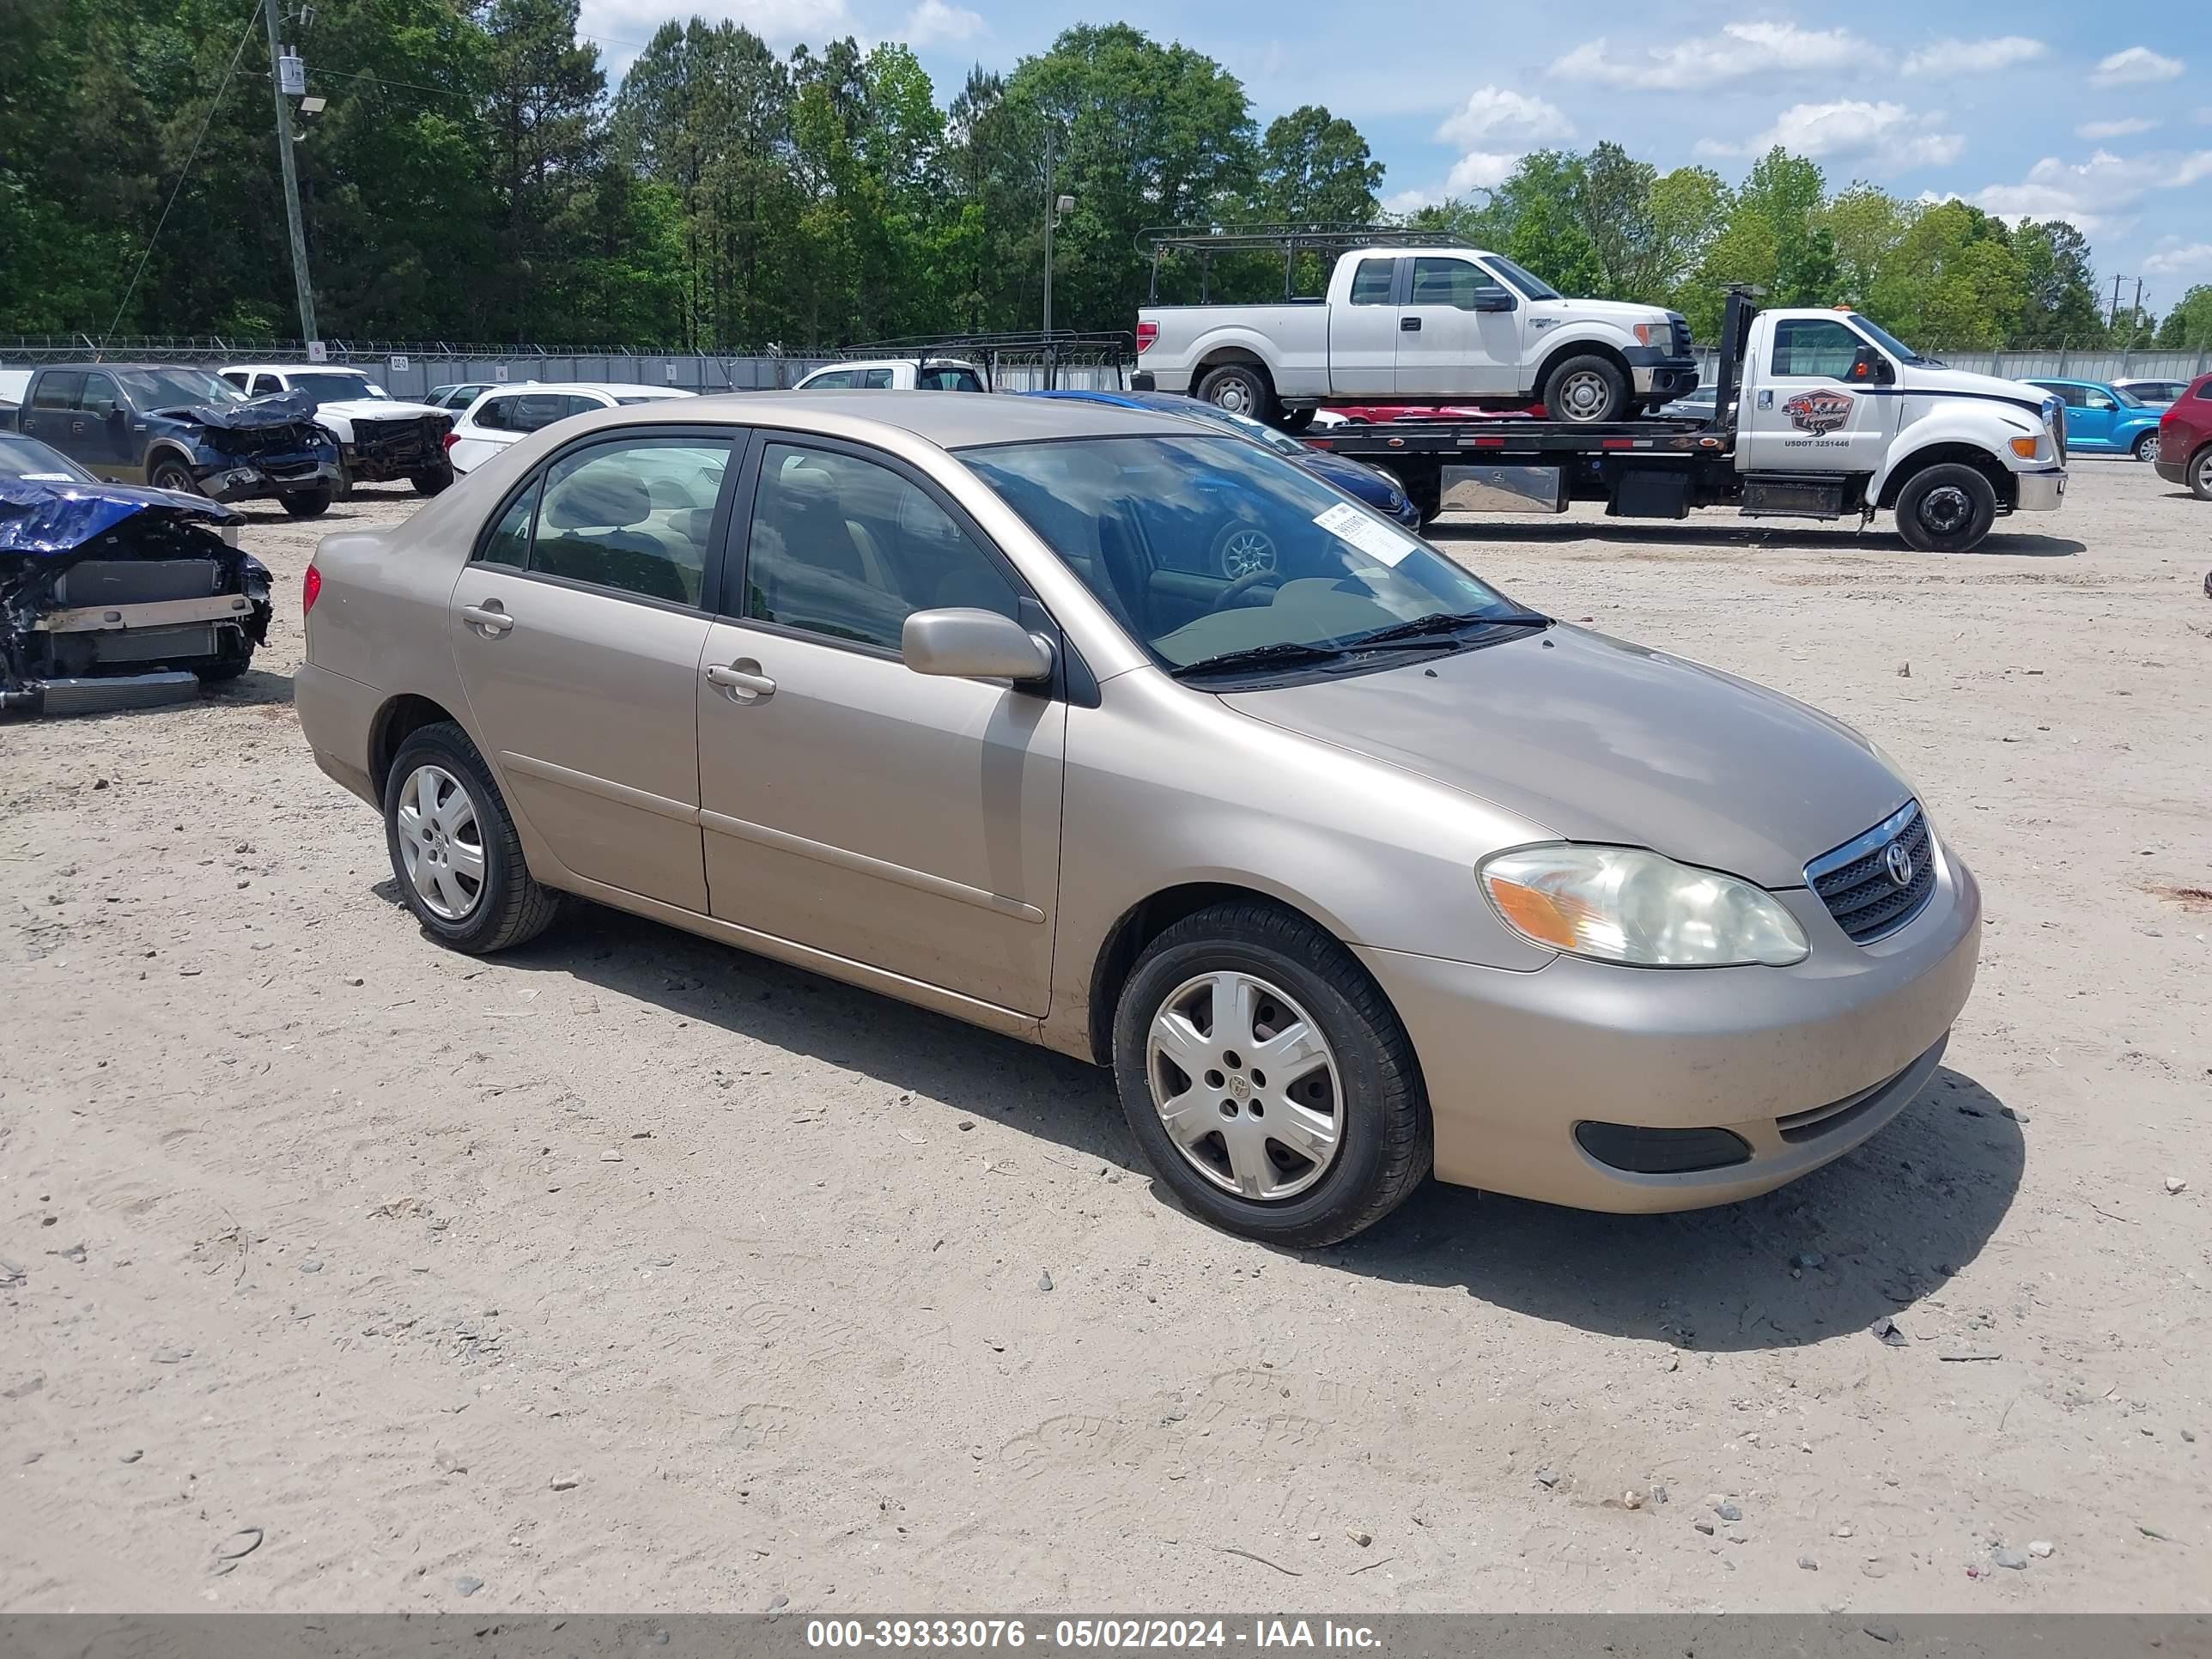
[1157, 287, 2070, 555]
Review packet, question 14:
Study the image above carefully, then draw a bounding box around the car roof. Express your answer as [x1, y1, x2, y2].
[570, 389, 1223, 448]
[219, 362, 373, 374]
[805, 357, 980, 372]
[480, 382, 690, 398]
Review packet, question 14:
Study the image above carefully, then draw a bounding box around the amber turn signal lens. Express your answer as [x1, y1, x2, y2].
[2009, 436, 2039, 459]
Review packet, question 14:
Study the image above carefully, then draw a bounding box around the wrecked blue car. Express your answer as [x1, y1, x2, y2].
[1, 476, 271, 715]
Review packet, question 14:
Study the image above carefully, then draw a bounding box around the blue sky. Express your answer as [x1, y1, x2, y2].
[575, 0, 2212, 310]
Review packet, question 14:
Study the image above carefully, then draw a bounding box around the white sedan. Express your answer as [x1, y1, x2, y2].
[446, 384, 696, 474]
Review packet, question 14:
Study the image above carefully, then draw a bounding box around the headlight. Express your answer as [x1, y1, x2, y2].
[1480, 845, 1809, 967]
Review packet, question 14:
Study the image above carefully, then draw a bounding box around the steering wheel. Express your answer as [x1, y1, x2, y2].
[1208, 567, 1282, 613]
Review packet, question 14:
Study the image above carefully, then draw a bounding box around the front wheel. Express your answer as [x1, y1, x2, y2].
[149, 457, 200, 495]
[382, 720, 560, 954]
[280, 487, 332, 519]
[1195, 362, 1273, 423]
[411, 464, 455, 495]
[2133, 431, 2160, 465]
[1275, 406, 1315, 434]
[1895, 463, 1997, 554]
[1111, 902, 1431, 1247]
[1540, 353, 1631, 424]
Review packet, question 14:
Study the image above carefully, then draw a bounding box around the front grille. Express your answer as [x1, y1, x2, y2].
[2051, 403, 2067, 463]
[1668, 314, 1693, 357]
[1807, 800, 1936, 944]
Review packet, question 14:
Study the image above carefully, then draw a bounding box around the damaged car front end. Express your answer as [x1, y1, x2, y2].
[0, 479, 272, 716]
[157, 388, 341, 512]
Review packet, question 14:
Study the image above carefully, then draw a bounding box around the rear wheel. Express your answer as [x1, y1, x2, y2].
[280, 487, 332, 519]
[1111, 902, 1431, 1247]
[2133, 430, 2160, 465]
[2191, 446, 2212, 502]
[1540, 353, 1631, 424]
[1895, 463, 1997, 554]
[382, 720, 558, 954]
[1195, 361, 1273, 423]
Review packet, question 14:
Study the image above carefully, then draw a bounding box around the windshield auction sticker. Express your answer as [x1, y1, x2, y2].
[1313, 501, 1418, 566]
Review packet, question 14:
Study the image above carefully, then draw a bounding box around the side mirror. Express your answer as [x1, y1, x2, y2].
[1845, 346, 1894, 386]
[1468, 284, 1516, 313]
[902, 607, 1054, 684]
[93, 398, 122, 420]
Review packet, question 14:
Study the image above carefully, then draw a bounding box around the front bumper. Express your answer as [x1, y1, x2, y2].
[1622, 349, 1700, 402]
[343, 424, 451, 482]
[1358, 845, 1982, 1213]
[2012, 465, 2067, 512]
[198, 456, 341, 502]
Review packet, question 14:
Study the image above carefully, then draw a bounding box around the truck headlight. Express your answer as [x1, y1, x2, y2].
[1480, 845, 1809, 967]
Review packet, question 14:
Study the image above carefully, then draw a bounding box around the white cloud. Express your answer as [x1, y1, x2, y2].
[902, 0, 982, 46]
[1434, 87, 1574, 148]
[1970, 148, 2212, 233]
[2090, 46, 2185, 87]
[2142, 241, 2212, 279]
[1444, 151, 1522, 194]
[1900, 35, 2046, 77]
[2077, 118, 2158, 139]
[1382, 186, 1437, 216]
[1700, 101, 1963, 169]
[584, 0, 853, 52]
[1552, 22, 1872, 90]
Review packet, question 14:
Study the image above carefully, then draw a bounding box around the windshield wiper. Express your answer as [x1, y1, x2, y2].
[1346, 610, 1550, 648]
[1170, 641, 1352, 679]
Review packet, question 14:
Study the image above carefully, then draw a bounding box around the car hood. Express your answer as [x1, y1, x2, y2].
[1220, 625, 1911, 888]
[1531, 297, 1669, 324]
[0, 477, 241, 556]
[1903, 366, 2051, 413]
[316, 398, 449, 422]
[1299, 450, 1395, 501]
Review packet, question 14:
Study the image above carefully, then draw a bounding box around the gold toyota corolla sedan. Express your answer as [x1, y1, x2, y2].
[296, 393, 1981, 1245]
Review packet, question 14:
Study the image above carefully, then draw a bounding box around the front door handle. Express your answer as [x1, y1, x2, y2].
[705, 660, 776, 703]
[1400, 316, 1422, 332]
[460, 602, 514, 636]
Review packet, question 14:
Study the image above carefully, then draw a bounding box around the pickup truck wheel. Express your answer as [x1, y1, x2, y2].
[2132, 431, 2160, 465]
[331, 461, 355, 502]
[410, 464, 455, 495]
[1111, 902, 1431, 1246]
[1196, 362, 1273, 423]
[1541, 354, 1631, 423]
[149, 458, 200, 495]
[280, 487, 333, 519]
[1277, 407, 1315, 434]
[1895, 464, 1996, 554]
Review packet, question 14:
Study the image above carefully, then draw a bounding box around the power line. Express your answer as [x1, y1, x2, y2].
[102, 0, 265, 347]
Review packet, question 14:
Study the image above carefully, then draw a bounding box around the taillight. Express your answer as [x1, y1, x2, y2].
[442, 428, 459, 453]
[302, 563, 322, 615]
[1136, 320, 1158, 354]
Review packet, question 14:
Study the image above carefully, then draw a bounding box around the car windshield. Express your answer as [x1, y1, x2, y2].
[0, 433, 95, 481]
[283, 373, 385, 403]
[1849, 316, 1930, 366]
[1486, 254, 1562, 301]
[1152, 397, 1308, 456]
[962, 434, 1535, 679]
[113, 368, 244, 408]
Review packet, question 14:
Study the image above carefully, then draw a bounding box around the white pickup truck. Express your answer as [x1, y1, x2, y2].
[219, 364, 454, 496]
[1134, 241, 1699, 428]
[1302, 289, 2068, 554]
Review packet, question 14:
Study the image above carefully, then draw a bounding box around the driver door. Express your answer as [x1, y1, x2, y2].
[1739, 317, 1897, 476]
[1395, 257, 1520, 395]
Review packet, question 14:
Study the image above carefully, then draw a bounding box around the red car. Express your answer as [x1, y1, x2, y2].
[2153, 373, 2212, 500]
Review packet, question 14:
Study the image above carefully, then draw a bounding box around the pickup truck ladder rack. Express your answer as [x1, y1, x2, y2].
[1139, 223, 1467, 302]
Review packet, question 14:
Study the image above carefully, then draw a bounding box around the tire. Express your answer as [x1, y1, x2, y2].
[2192, 446, 2212, 503]
[1110, 901, 1431, 1247]
[149, 456, 200, 495]
[280, 486, 332, 519]
[1539, 353, 1631, 424]
[411, 463, 455, 495]
[1276, 406, 1316, 434]
[2132, 430, 2160, 465]
[194, 637, 253, 684]
[382, 720, 559, 954]
[1895, 463, 1998, 554]
[332, 460, 355, 502]
[1195, 361, 1273, 423]
[1208, 517, 1279, 579]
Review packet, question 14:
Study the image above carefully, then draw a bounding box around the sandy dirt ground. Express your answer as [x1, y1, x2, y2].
[2, 459, 2208, 1615]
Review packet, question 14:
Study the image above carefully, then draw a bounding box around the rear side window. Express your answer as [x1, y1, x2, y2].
[1348, 258, 1395, 306]
[858, 368, 896, 389]
[33, 372, 82, 409]
[804, 369, 855, 389]
[529, 437, 730, 606]
[742, 442, 1021, 651]
[2199, 382, 2212, 402]
[472, 397, 511, 430]
[501, 393, 569, 432]
[919, 366, 984, 392]
[220, 371, 250, 392]
[477, 480, 537, 568]
[252, 374, 283, 396]
[1771, 319, 1859, 379]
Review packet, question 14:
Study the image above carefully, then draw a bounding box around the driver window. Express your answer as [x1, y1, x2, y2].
[1410, 258, 1483, 311]
[77, 372, 119, 411]
[2083, 390, 2116, 411]
[1771, 319, 1860, 379]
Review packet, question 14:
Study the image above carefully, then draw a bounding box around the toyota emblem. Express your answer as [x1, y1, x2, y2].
[1884, 841, 1915, 887]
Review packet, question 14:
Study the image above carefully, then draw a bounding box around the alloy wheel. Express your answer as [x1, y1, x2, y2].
[395, 763, 486, 921]
[1146, 970, 1344, 1201]
[1218, 526, 1278, 579]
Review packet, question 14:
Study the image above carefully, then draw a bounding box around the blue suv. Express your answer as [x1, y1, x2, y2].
[2025, 378, 2168, 464]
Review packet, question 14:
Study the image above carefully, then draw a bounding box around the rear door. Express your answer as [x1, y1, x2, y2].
[17, 371, 84, 458]
[447, 428, 738, 911]
[693, 434, 1065, 1012]
[1395, 256, 1519, 395]
[1326, 255, 1401, 394]
[1739, 317, 1897, 476]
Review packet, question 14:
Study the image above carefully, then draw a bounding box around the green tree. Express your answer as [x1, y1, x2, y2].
[2154, 286, 2212, 349]
[2008, 220, 2106, 348]
[1256, 105, 1381, 223]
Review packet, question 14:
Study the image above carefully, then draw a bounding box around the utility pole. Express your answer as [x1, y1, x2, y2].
[2107, 274, 2125, 334]
[262, 0, 318, 349]
[1042, 126, 1055, 341]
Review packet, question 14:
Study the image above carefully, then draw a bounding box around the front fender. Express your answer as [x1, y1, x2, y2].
[316, 412, 355, 444]
[1873, 405, 2036, 501]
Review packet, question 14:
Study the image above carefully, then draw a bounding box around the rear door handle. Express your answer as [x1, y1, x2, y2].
[1400, 316, 1422, 332]
[705, 661, 776, 702]
[460, 602, 514, 635]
